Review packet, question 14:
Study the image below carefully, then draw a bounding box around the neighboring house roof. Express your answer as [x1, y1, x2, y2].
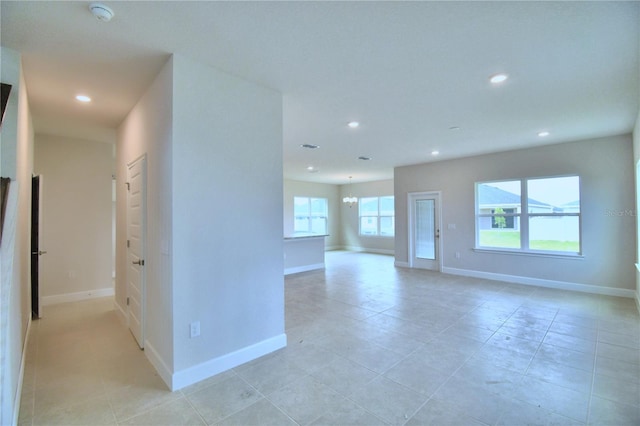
[478, 184, 551, 208]
[558, 200, 580, 213]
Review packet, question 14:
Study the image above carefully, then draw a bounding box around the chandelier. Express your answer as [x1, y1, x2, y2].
[343, 176, 358, 208]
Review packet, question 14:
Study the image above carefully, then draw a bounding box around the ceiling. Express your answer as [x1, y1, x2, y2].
[1, 1, 638, 184]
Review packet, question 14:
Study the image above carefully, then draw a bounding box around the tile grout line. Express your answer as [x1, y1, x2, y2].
[585, 314, 602, 425]
[520, 307, 557, 378]
[181, 389, 216, 426]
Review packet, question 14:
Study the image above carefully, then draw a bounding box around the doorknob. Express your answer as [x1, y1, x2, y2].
[132, 259, 145, 266]
[31, 250, 47, 255]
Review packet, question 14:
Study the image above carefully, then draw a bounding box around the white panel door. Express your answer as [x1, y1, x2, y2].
[409, 192, 441, 271]
[127, 155, 146, 349]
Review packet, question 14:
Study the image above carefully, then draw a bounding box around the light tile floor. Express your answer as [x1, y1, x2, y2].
[19, 251, 640, 425]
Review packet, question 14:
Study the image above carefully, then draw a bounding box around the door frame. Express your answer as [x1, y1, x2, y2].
[408, 191, 443, 271]
[126, 154, 147, 348]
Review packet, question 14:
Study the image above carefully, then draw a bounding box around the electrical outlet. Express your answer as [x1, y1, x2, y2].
[455, 252, 461, 259]
[190, 321, 200, 338]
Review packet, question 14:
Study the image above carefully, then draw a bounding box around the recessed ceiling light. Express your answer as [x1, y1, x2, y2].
[431, 150, 440, 156]
[449, 126, 460, 131]
[347, 121, 360, 129]
[300, 144, 319, 149]
[537, 131, 550, 137]
[357, 156, 371, 161]
[75, 95, 91, 103]
[489, 73, 509, 84]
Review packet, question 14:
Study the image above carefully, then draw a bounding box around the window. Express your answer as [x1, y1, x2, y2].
[475, 176, 580, 254]
[359, 196, 394, 236]
[294, 197, 328, 235]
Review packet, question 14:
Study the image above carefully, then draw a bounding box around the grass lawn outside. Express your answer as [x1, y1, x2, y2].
[479, 230, 521, 248]
[479, 230, 579, 252]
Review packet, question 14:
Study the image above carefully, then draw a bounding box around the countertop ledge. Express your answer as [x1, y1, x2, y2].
[284, 234, 329, 240]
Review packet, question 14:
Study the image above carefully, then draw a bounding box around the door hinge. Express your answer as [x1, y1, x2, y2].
[126, 182, 130, 191]
[127, 240, 130, 248]
[126, 297, 130, 306]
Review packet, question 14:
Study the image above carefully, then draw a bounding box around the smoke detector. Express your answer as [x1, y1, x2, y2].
[89, 3, 114, 22]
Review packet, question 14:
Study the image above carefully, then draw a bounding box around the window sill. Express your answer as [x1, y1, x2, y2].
[473, 247, 584, 260]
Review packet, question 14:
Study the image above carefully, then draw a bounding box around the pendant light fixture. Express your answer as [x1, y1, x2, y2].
[343, 176, 358, 208]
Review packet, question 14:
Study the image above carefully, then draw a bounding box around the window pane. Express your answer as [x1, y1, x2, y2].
[359, 197, 378, 215]
[380, 196, 394, 216]
[477, 181, 521, 248]
[310, 217, 327, 234]
[310, 198, 327, 216]
[360, 217, 378, 235]
[477, 181, 521, 214]
[294, 217, 309, 233]
[416, 199, 435, 259]
[527, 176, 579, 213]
[529, 215, 580, 252]
[380, 216, 394, 236]
[294, 197, 309, 217]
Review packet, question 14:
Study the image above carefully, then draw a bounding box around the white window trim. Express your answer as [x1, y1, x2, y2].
[475, 176, 581, 256]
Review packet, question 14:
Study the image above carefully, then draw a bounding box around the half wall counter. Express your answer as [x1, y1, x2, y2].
[284, 234, 327, 275]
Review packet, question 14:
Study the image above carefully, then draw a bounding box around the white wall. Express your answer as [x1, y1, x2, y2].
[341, 179, 395, 254]
[283, 179, 340, 249]
[0, 47, 34, 426]
[34, 135, 113, 302]
[117, 54, 285, 390]
[395, 135, 636, 296]
[117, 56, 174, 375]
[171, 54, 285, 387]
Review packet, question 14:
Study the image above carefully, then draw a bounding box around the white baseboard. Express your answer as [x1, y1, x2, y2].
[170, 333, 287, 391]
[144, 340, 174, 391]
[343, 246, 395, 256]
[325, 245, 342, 251]
[394, 261, 410, 268]
[42, 287, 114, 306]
[285, 263, 324, 275]
[13, 316, 32, 426]
[442, 266, 636, 299]
[636, 291, 640, 314]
